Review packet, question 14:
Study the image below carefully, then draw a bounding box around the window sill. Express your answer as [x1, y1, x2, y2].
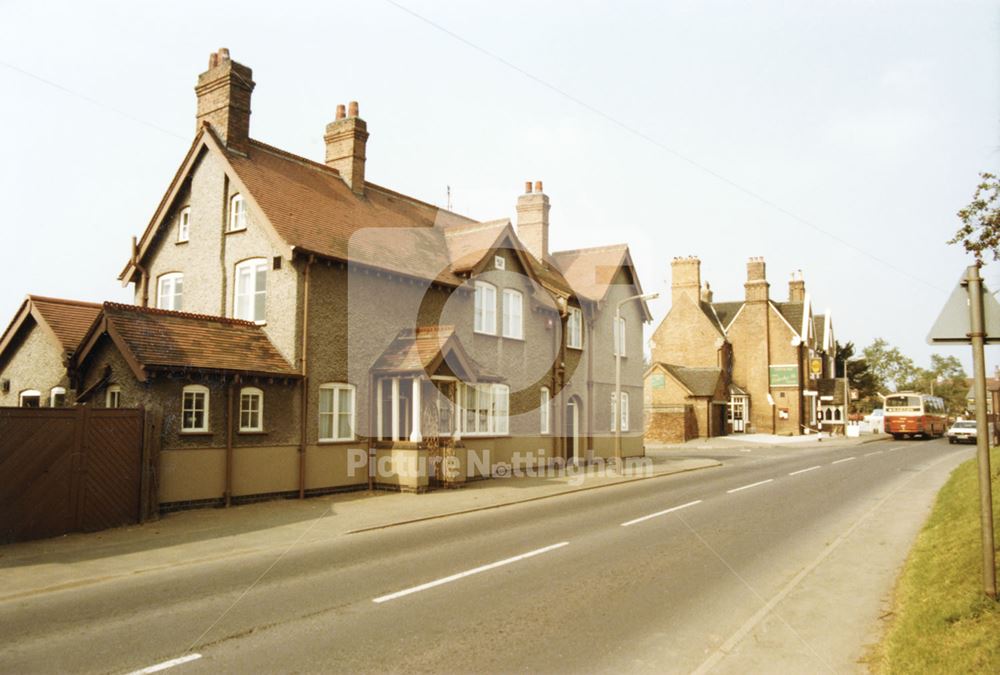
[237, 430, 267, 435]
[501, 334, 525, 342]
[225, 227, 247, 235]
[567, 344, 583, 351]
[318, 438, 358, 445]
[473, 329, 498, 337]
[180, 431, 212, 436]
[175, 239, 189, 245]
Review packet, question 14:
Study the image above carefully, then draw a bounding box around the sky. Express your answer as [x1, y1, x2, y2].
[1, 0, 998, 375]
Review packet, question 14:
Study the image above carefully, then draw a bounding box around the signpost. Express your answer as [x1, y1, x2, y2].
[928, 264, 1000, 600]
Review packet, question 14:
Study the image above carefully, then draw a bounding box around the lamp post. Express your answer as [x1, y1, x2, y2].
[615, 292, 659, 473]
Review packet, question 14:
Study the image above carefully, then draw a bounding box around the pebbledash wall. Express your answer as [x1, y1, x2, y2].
[0, 321, 70, 408]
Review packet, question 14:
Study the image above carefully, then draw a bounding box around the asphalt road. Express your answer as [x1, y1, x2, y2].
[0, 437, 973, 674]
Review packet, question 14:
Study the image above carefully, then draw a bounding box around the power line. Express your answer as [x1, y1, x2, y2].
[383, 0, 946, 294]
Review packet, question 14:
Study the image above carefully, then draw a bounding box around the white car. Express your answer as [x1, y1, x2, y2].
[863, 408, 885, 434]
[947, 420, 978, 444]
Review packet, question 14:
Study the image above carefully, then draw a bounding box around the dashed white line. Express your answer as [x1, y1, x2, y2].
[887, 447, 901, 453]
[727, 479, 773, 494]
[832, 456, 856, 464]
[372, 542, 569, 603]
[621, 500, 703, 527]
[126, 654, 202, 675]
[864, 450, 884, 457]
[788, 465, 821, 476]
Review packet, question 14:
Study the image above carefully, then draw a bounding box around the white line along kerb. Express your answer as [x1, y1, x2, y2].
[126, 654, 202, 675]
[788, 465, 821, 476]
[373, 542, 569, 603]
[621, 500, 702, 527]
[727, 479, 773, 494]
[832, 456, 856, 464]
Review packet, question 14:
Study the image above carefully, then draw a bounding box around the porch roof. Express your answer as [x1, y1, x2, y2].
[372, 325, 501, 382]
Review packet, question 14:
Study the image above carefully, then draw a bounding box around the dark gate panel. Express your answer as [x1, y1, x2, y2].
[0, 407, 148, 544]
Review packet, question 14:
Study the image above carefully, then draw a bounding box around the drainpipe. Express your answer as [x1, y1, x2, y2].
[131, 236, 149, 307]
[586, 313, 594, 463]
[225, 378, 235, 507]
[298, 254, 314, 499]
[367, 370, 375, 491]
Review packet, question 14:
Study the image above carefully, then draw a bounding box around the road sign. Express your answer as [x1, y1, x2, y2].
[927, 272, 1000, 344]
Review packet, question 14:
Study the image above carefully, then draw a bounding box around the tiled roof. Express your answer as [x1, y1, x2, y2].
[27, 296, 102, 355]
[663, 364, 723, 398]
[550, 244, 630, 303]
[95, 303, 298, 378]
[372, 325, 499, 381]
[813, 314, 826, 346]
[773, 302, 805, 335]
[711, 301, 744, 330]
[817, 377, 846, 405]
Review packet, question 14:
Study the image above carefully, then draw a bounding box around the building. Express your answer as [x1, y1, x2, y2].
[5, 48, 652, 506]
[0, 296, 101, 407]
[645, 256, 836, 442]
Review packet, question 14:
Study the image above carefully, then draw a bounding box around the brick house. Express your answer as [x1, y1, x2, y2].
[645, 256, 835, 442]
[51, 48, 652, 505]
[0, 296, 101, 408]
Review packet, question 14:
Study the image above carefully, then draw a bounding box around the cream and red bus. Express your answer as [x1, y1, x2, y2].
[883, 392, 947, 440]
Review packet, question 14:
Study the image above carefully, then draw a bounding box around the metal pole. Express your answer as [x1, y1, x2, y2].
[967, 263, 997, 600]
[614, 304, 622, 473]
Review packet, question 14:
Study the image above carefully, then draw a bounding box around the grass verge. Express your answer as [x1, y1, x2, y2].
[873, 446, 1000, 673]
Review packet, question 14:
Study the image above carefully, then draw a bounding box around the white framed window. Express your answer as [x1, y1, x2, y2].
[567, 307, 582, 349]
[181, 384, 209, 432]
[611, 391, 630, 432]
[106, 385, 121, 409]
[50, 386, 66, 407]
[460, 383, 509, 435]
[178, 207, 191, 242]
[19, 389, 41, 408]
[319, 383, 355, 441]
[540, 386, 550, 434]
[228, 193, 247, 232]
[234, 258, 267, 323]
[613, 316, 627, 357]
[239, 387, 263, 432]
[502, 289, 523, 339]
[157, 272, 183, 311]
[494, 255, 506, 270]
[474, 281, 497, 335]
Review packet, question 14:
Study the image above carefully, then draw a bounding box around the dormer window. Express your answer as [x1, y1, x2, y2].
[228, 193, 247, 232]
[157, 272, 183, 311]
[178, 207, 191, 242]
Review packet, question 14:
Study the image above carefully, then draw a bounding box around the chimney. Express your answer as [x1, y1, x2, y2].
[745, 257, 769, 303]
[516, 180, 550, 261]
[670, 256, 701, 306]
[788, 270, 806, 302]
[324, 101, 369, 194]
[195, 48, 255, 155]
[700, 281, 713, 304]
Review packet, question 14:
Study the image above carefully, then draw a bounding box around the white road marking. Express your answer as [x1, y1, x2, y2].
[372, 542, 569, 603]
[788, 465, 821, 476]
[864, 450, 884, 457]
[620, 500, 703, 527]
[888, 447, 901, 452]
[126, 654, 202, 675]
[727, 479, 773, 494]
[832, 456, 856, 464]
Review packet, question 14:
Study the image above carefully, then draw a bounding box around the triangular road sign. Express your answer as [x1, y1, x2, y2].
[928, 272, 1000, 344]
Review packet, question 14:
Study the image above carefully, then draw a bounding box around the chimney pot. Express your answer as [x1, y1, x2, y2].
[535, 180, 543, 193]
[218, 47, 230, 61]
[209, 52, 219, 69]
[336, 104, 346, 120]
[524, 181, 533, 194]
[348, 101, 359, 117]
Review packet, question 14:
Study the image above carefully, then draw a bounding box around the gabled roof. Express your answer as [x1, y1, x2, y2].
[74, 303, 299, 381]
[772, 302, 805, 336]
[550, 245, 653, 320]
[372, 326, 499, 382]
[655, 363, 724, 398]
[0, 295, 102, 364]
[711, 301, 744, 331]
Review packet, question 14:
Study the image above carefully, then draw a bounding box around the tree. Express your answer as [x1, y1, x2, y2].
[862, 338, 919, 394]
[948, 172, 1000, 261]
[834, 341, 878, 407]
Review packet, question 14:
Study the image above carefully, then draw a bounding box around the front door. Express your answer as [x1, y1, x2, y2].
[730, 395, 748, 433]
[566, 400, 579, 462]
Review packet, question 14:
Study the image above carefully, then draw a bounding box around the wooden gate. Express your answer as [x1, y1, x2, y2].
[0, 406, 157, 544]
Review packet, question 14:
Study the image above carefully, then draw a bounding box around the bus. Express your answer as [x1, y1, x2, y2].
[883, 392, 948, 440]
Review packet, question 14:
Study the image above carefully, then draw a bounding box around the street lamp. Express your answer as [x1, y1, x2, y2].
[615, 291, 659, 472]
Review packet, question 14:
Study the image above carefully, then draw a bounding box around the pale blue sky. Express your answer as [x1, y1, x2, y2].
[1, 0, 997, 373]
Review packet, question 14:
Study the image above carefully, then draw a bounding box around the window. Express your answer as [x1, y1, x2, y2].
[106, 385, 121, 409]
[319, 383, 355, 441]
[181, 384, 209, 432]
[50, 386, 66, 407]
[234, 258, 267, 323]
[502, 289, 523, 339]
[494, 255, 506, 270]
[540, 386, 550, 434]
[611, 391, 630, 431]
[613, 316, 627, 357]
[460, 383, 509, 435]
[157, 273, 183, 311]
[19, 389, 41, 408]
[239, 387, 263, 432]
[228, 193, 247, 232]
[178, 207, 190, 242]
[474, 281, 497, 335]
[567, 307, 582, 349]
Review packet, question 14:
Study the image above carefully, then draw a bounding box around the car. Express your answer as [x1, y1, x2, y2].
[863, 408, 885, 434]
[947, 420, 978, 444]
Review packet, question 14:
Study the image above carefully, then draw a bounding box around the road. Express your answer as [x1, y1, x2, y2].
[0, 437, 972, 674]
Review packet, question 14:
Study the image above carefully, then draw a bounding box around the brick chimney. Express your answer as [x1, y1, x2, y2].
[195, 48, 255, 155]
[325, 101, 368, 194]
[700, 282, 713, 304]
[671, 257, 701, 306]
[745, 257, 769, 303]
[516, 180, 550, 261]
[788, 270, 806, 302]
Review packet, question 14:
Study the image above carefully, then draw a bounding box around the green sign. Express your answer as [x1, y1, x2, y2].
[769, 365, 799, 387]
[651, 373, 665, 389]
